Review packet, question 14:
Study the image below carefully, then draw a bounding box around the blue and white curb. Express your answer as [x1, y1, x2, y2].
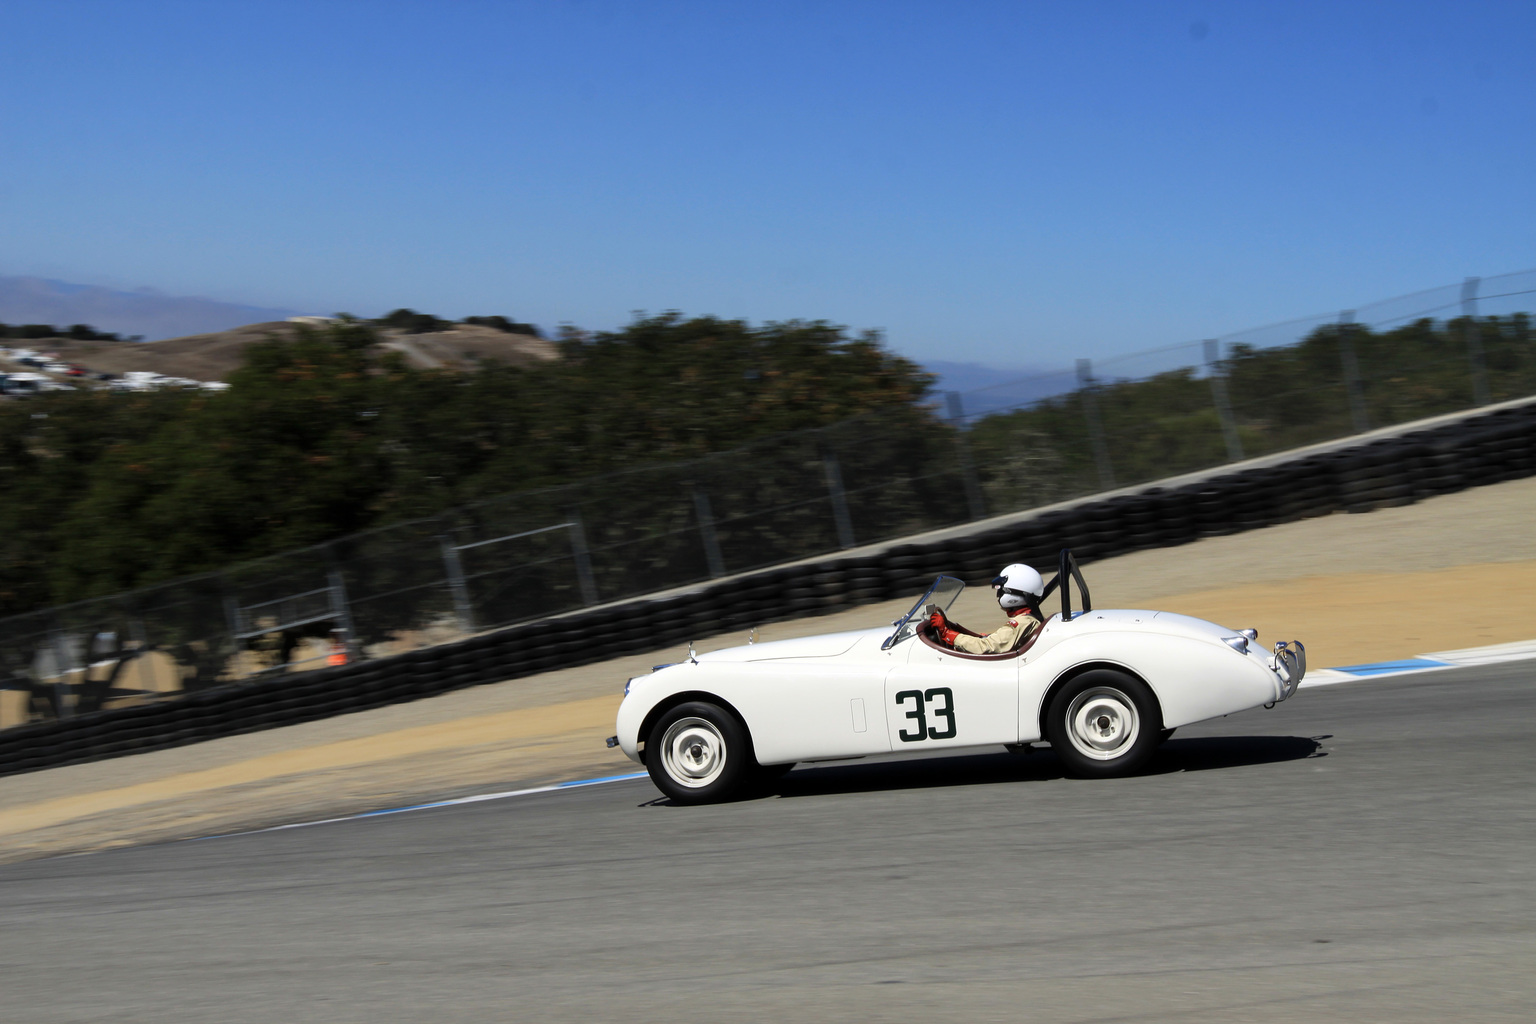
[1302, 638, 1536, 686]
[193, 770, 650, 842]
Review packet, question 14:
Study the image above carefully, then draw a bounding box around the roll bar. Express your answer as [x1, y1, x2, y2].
[1037, 548, 1091, 621]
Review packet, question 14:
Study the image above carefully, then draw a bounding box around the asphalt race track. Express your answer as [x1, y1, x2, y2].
[2, 664, 1533, 1023]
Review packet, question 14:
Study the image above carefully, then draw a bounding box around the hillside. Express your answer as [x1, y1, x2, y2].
[0, 275, 299, 341]
[372, 323, 560, 372]
[31, 320, 559, 383]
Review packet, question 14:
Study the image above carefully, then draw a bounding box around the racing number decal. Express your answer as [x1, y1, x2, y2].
[895, 687, 957, 742]
[926, 687, 957, 739]
[895, 690, 926, 741]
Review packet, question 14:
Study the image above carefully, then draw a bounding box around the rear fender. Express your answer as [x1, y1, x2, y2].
[1022, 631, 1281, 739]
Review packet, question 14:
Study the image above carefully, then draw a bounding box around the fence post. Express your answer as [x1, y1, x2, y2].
[1076, 359, 1116, 491]
[692, 487, 727, 578]
[438, 534, 476, 633]
[48, 624, 75, 719]
[327, 567, 360, 660]
[566, 512, 600, 606]
[1462, 276, 1490, 406]
[222, 586, 245, 678]
[823, 451, 857, 550]
[128, 613, 149, 650]
[1203, 340, 1245, 463]
[945, 392, 987, 521]
[1338, 311, 1370, 434]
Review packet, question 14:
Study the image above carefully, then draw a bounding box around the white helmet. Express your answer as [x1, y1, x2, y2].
[991, 563, 1044, 611]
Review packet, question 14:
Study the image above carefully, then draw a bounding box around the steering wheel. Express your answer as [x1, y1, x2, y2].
[923, 606, 954, 646]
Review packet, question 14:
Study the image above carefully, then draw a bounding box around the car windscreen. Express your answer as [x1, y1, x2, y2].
[882, 575, 965, 650]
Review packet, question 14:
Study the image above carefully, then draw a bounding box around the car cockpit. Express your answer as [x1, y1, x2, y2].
[883, 549, 1092, 660]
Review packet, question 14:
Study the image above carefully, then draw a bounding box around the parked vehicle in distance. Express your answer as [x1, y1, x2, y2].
[611, 550, 1306, 803]
[1, 372, 47, 395]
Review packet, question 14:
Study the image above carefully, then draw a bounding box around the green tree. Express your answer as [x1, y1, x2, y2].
[2, 314, 937, 612]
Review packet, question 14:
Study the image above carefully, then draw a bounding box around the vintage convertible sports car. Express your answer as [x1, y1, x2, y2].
[610, 551, 1305, 804]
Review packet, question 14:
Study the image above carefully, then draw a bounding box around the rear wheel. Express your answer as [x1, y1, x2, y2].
[1045, 670, 1162, 778]
[646, 701, 752, 804]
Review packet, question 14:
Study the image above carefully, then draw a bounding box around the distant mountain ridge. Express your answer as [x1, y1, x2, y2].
[922, 359, 1076, 421]
[0, 276, 303, 341]
[3, 275, 1075, 415]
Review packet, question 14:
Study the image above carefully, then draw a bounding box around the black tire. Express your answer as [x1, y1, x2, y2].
[1045, 669, 1163, 778]
[1158, 727, 1176, 745]
[645, 701, 753, 804]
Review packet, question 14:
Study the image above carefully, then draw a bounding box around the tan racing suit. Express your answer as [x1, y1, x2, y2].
[949, 613, 1041, 655]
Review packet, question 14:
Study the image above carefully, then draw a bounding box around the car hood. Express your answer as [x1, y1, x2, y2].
[695, 628, 882, 663]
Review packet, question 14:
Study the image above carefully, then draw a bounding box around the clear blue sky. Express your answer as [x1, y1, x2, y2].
[3, 0, 1532, 367]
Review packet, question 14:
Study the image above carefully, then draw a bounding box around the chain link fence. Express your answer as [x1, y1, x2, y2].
[2, 270, 1534, 730]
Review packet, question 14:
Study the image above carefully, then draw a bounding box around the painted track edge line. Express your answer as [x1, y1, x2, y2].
[189, 770, 650, 843]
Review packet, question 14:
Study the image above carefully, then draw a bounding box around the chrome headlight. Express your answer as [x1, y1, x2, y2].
[1271, 641, 1306, 698]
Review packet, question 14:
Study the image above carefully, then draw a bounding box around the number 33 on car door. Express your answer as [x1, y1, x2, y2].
[894, 688, 957, 741]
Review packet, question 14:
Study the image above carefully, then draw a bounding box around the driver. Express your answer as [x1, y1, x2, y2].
[928, 563, 1045, 654]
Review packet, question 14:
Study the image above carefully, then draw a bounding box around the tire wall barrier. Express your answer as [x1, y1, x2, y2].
[3, 402, 1534, 778]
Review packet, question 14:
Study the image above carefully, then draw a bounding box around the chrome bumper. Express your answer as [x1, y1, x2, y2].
[1271, 640, 1306, 700]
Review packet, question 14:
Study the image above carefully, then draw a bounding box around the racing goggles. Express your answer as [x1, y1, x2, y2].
[991, 577, 1037, 603]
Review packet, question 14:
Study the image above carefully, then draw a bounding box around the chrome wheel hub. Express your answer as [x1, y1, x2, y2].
[1065, 686, 1140, 761]
[659, 717, 728, 788]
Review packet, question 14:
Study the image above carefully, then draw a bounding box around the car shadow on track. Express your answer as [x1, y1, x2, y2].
[709, 735, 1327, 804]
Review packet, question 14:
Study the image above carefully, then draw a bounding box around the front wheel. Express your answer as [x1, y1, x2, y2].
[646, 701, 752, 804]
[1045, 670, 1163, 778]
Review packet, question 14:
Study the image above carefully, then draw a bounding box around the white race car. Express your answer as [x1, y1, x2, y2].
[610, 551, 1305, 803]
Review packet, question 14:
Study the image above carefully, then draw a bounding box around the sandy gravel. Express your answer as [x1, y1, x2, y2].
[1, 475, 1532, 862]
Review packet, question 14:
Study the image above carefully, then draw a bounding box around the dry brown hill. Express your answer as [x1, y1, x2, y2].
[372, 324, 560, 372]
[32, 321, 559, 383]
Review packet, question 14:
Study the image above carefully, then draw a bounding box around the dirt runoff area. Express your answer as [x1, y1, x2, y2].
[2, 475, 1534, 863]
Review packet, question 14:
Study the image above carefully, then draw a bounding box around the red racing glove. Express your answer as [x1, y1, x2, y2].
[939, 627, 959, 645]
[928, 611, 946, 630]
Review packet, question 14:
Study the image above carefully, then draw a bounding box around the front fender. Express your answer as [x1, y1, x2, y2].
[616, 659, 892, 766]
